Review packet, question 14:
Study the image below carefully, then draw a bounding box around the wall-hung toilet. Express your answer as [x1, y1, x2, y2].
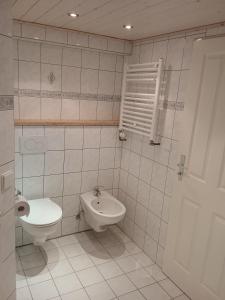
[80, 188, 126, 232]
[20, 198, 62, 245]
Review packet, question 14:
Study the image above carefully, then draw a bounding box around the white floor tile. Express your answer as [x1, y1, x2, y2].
[109, 227, 131, 243]
[16, 227, 186, 300]
[57, 234, 79, 246]
[29, 279, 59, 300]
[25, 265, 51, 285]
[69, 254, 94, 271]
[48, 259, 73, 278]
[76, 231, 96, 242]
[16, 278, 28, 289]
[107, 244, 129, 259]
[174, 295, 190, 300]
[127, 268, 155, 288]
[118, 290, 146, 300]
[54, 273, 82, 295]
[76, 266, 104, 287]
[61, 289, 89, 300]
[20, 252, 46, 270]
[41, 247, 66, 263]
[159, 278, 183, 298]
[145, 264, 167, 281]
[140, 283, 170, 300]
[132, 252, 154, 267]
[62, 243, 85, 258]
[41, 239, 60, 251]
[97, 261, 123, 279]
[16, 287, 32, 300]
[89, 249, 112, 265]
[107, 274, 136, 297]
[124, 242, 142, 254]
[116, 256, 141, 273]
[80, 238, 105, 252]
[98, 236, 121, 248]
[16, 270, 27, 288]
[85, 281, 115, 300]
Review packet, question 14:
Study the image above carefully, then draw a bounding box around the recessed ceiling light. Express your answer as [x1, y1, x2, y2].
[123, 24, 133, 30]
[67, 12, 79, 18]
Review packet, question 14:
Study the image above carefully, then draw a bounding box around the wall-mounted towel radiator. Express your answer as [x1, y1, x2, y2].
[119, 59, 163, 144]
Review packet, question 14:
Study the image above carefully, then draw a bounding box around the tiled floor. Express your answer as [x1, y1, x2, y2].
[16, 226, 189, 300]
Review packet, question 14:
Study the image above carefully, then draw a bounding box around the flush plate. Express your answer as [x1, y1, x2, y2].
[20, 136, 47, 154]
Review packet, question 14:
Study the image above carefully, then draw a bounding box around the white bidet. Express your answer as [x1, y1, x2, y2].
[80, 189, 126, 232]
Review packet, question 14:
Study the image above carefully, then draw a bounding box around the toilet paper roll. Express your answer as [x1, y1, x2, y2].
[15, 195, 30, 217]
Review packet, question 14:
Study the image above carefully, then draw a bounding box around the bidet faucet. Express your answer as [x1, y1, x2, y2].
[94, 186, 103, 197]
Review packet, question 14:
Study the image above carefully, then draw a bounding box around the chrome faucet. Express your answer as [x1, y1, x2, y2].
[94, 186, 103, 197]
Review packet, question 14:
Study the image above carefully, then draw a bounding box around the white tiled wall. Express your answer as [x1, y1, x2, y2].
[13, 21, 130, 123]
[117, 23, 225, 267]
[15, 126, 121, 246]
[13, 22, 126, 247]
[0, 1, 16, 300]
[13, 21, 132, 55]
[13, 39, 125, 121]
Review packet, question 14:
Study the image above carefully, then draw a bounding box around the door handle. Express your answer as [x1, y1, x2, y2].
[177, 154, 186, 181]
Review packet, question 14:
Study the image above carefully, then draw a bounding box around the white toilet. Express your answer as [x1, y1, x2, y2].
[80, 189, 126, 232]
[20, 198, 62, 245]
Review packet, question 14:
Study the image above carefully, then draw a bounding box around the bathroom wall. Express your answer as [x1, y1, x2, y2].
[13, 20, 131, 121]
[117, 23, 225, 267]
[0, 1, 16, 299]
[13, 21, 127, 246]
[15, 125, 121, 245]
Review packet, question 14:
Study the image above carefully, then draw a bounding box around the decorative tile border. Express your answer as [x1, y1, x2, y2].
[15, 89, 121, 102]
[14, 89, 184, 110]
[158, 100, 184, 111]
[0, 95, 14, 111]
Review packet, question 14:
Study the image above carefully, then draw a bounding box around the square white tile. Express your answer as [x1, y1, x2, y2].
[107, 274, 136, 297]
[61, 289, 89, 300]
[140, 283, 170, 300]
[127, 268, 155, 288]
[29, 279, 59, 300]
[85, 281, 115, 300]
[16, 287, 32, 300]
[159, 278, 183, 298]
[76, 266, 104, 287]
[69, 254, 94, 271]
[119, 290, 145, 300]
[20, 252, 45, 270]
[53, 273, 82, 295]
[25, 265, 51, 285]
[97, 261, 123, 279]
[116, 256, 141, 273]
[62, 243, 85, 258]
[48, 259, 73, 278]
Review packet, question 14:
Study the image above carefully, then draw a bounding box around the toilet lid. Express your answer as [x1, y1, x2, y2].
[20, 198, 62, 226]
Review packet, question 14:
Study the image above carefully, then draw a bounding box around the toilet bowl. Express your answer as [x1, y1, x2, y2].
[80, 190, 126, 232]
[20, 198, 62, 245]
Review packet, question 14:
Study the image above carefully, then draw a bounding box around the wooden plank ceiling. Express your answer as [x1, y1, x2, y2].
[12, 0, 225, 40]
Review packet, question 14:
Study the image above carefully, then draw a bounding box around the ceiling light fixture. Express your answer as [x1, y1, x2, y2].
[67, 12, 79, 18]
[123, 24, 133, 30]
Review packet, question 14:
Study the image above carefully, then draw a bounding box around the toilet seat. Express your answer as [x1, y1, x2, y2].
[20, 198, 62, 227]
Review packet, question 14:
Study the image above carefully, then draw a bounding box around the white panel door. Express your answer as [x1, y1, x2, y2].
[163, 37, 225, 300]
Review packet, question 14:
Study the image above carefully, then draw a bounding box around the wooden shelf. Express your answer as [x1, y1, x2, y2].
[14, 119, 119, 126]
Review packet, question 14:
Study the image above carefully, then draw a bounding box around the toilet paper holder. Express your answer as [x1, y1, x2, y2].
[15, 189, 22, 197]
